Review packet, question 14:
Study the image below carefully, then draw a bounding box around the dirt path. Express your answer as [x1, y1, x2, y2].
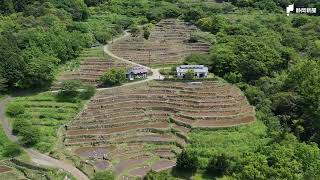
[0, 32, 165, 179]
[50, 31, 164, 93]
[0, 97, 89, 180]
[103, 31, 164, 82]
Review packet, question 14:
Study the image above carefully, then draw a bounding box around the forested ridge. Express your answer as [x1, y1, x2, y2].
[0, 0, 320, 179]
[179, 1, 320, 179]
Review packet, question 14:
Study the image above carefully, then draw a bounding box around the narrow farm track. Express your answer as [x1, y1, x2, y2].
[0, 97, 89, 180]
[50, 31, 164, 93]
[0, 31, 163, 179]
[0, 31, 164, 179]
[103, 31, 164, 85]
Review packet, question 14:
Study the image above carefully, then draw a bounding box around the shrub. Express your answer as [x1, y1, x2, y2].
[100, 68, 127, 87]
[224, 72, 243, 84]
[144, 170, 172, 180]
[94, 31, 112, 44]
[36, 142, 52, 153]
[116, 18, 134, 29]
[144, 29, 151, 40]
[6, 103, 25, 117]
[0, 76, 7, 92]
[3, 143, 22, 158]
[84, 0, 105, 7]
[188, 35, 198, 43]
[146, 9, 164, 22]
[176, 150, 199, 173]
[129, 25, 141, 37]
[57, 80, 82, 102]
[292, 16, 310, 28]
[206, 154, 231, 177]
[19, 127, 41, 147]
[244, 85, 266, 106]
[185, 53, 210, 66]
[12, 118, 32, 135]
[80, 85, 96, 100]
[184, 70, 195, 80]
[92, 171, 115, 180]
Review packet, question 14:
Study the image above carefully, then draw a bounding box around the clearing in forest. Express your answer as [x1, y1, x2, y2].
[52, 47, 131, 89]
[109, 19, 211, 66]
[64, 80, 255, 178]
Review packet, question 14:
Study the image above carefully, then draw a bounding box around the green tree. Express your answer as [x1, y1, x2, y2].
[3, 143, 22, 158]
[21, 53, 59, 88]
[129, 25, 141, 37]
[19, 127, 41, 146]
[184, 70, 195, 80]
[210, 36, 283, 82]
[176, 150, 199, 174]
[53, 0, 89, 21]
[0, 76, 7, 93]
[0, 35, 25, 88]
[94, 31, 111, 44]
[80, 85, 96, 100]
[100, 68, 127, 87]
[253, 0, 279, 12]
[0, 0, 14, 14]
[292, 16, 310, 28]
[6, 103, 25, 117]
[284, 60, 320, 143]
[223, 72, 243, 84]
[146, 8, 164, 22]
[197, 16, 228, 34]
[84, 0, 105, 7]
[206, 154, 231, 177]
[12, 118, 31, 135]
[183, 7, 204, 23]
[234, 134, 320, 179]
[185, 54, 210, 66]
[144, 170, 172, 180]
[235, 153, 269, 180]
[57, 80, 82, 102]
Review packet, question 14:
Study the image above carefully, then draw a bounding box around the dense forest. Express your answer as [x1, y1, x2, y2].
[180, 0, 320, 179]
[0, 0, 320, 179]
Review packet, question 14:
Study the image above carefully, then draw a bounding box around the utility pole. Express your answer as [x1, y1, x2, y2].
[148, 50, 151, 67]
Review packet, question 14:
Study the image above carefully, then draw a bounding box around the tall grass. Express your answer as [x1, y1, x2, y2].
[7, 92, 84, 152]
[188, 121, 270, 168]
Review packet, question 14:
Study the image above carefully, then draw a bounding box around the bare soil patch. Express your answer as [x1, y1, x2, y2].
[129, 166, 151, 177]
[115, 156, 150, 175]
[74, 146, 115, 158]
[0, 166, 12, 173]
[94, 160, 110, 170]
[151, 159, 176, 172]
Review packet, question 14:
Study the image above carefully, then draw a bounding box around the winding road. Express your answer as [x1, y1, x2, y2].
[0, 97, 89, 180]
[0, 31, 164, 180]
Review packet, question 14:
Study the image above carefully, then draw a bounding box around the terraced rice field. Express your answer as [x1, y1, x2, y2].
[53, 47, 131, 89]
[109, 19, 211, 66]
[65, 80, 255, 178]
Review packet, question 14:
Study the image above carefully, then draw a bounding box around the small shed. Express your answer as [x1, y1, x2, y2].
[127, 66, 148, 80]
[176, 65, 208, 78]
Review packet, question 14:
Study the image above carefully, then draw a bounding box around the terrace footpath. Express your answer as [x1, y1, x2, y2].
[0, 97, 89, 180]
